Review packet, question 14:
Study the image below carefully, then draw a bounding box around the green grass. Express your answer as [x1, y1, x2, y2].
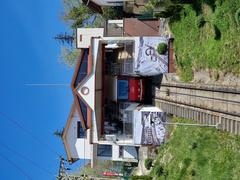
[150, 117, 240, 180]
[169, 0, 240, 81]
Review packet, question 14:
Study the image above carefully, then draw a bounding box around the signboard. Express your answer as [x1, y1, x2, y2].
[134, 111, 166, 146]
[134, 36, 169, 76]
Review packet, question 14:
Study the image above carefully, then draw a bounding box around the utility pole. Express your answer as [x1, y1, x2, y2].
[57, 156, 86, 180]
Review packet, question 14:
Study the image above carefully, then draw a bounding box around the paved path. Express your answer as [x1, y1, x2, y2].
[135, 146, 150, 176]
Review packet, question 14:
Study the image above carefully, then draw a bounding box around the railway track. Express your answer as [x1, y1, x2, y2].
[153, 82, 240, 135]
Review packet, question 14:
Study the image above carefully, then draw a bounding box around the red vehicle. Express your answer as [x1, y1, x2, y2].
[117, 77, 145, 102]
[128, 78, 145, 101]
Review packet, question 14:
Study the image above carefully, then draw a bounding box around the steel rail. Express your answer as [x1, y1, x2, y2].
[155, 89, 240, 104]
[154, 97, 240, 118]
[160, 83, 240, 94]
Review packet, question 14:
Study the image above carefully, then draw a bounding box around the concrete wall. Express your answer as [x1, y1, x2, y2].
[75, 130, 92, 159]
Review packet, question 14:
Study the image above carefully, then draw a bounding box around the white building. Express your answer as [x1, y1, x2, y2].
[62, 28, 168, 168]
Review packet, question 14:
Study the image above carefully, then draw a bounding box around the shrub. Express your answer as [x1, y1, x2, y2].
[191, 169, 196, 176]
[102, 6, 123, 19]
[214, 25, 221, 40]
[157, 43, 168, 55]
[192, 142, 198, 149]
[196, 15, 206, 28]
[152, 165, 169, 177]
[144, 158, 153, 170]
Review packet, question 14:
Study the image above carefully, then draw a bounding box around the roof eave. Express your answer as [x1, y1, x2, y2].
[82, 0, 103, 14]
[62, 104, 76, 162]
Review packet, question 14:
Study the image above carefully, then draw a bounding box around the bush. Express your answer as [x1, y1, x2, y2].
[144, 158, 153, 170]
[153, 165, 165, 177]
[130, 175, 153, 180]
[157, 43, 168, 55]
[196, 15, 206, 28]
[102, 6, 123, 19]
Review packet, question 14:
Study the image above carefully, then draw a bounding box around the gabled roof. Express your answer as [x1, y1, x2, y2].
[62, 46, 94, 163]
[71, 48, 93, 129]
[62, 102, 80, 163]
[82, 0, 103, 14]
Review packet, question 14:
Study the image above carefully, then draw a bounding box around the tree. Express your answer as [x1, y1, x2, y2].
[53, 129, 64, 138]
[102, 6, 123, 20]
[62, 0, 81, 12]
[59, 47, 80, 67]
[62, 2, 94, 28]
[54, 33, 75, 46]
[54, 31, 79, 67]
[61, 1, 123, 28]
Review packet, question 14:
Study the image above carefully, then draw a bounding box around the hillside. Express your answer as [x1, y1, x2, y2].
[150, 118, 240, 179]
[169, 0, 240, 81]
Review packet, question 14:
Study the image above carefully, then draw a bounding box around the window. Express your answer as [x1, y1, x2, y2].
[119, 146, 124, 158]
[78, 96, 87, 125]
[77, 121, 85, 138]
[97, 145, 112, 157]
[74, 49, 89, 87]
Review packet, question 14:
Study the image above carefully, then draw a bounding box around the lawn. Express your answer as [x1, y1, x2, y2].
[150, 117, 240, 180]
[169, 0, 240, 81]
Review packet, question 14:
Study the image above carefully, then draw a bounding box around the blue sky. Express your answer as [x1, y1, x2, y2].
[0, 0, 82, 179]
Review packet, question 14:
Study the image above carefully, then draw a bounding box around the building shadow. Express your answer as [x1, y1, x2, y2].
[144, 74, 163, 105]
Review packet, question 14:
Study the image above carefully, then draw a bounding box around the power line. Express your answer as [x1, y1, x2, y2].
[0, 142, 53, 176]
[25, 83, 70, 87]
[0, 152, 33, 180]
[0, 111, 60, 157]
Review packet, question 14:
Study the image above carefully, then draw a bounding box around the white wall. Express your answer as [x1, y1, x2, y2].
[112, 144, 119, 160]
[75, 130, 92, 159]
[76, 28, 104, 48]
[66, 109, 92, 160]
[77, 75, 95, 110]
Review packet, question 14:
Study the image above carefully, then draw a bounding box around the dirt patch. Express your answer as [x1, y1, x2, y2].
[193, 70, 240, 86]
[163, 71, 240, 87]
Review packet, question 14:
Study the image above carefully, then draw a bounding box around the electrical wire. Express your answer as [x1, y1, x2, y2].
[0, 111, 60, 157]
[0, 142, 52, 175]
[0, 152, 33, 180]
